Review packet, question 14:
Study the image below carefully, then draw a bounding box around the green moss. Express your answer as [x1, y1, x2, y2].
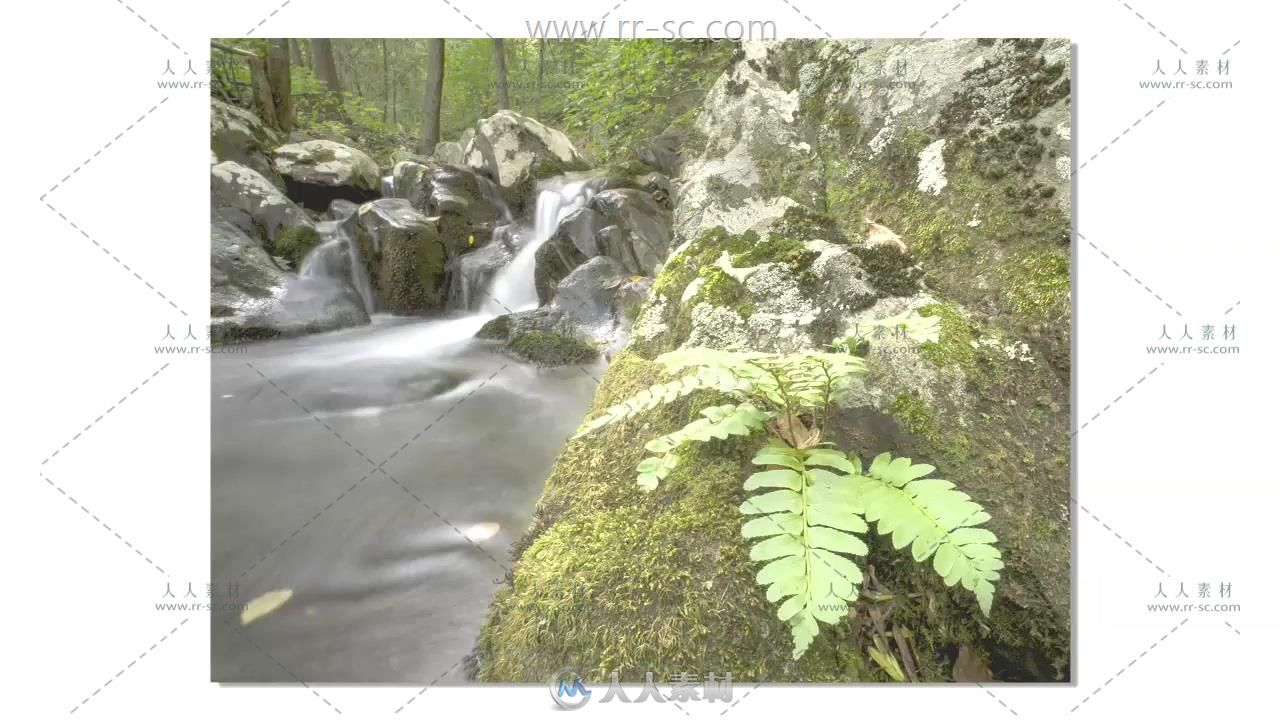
[477, 352, 876, 682]
[917, 303, 976, 371]
[851, 244, 923, 297]
[999, 245, 1070, 323]
[475, 314, 512, 340]
[505, 330, 598, 366]
[271, 225, 319, 265]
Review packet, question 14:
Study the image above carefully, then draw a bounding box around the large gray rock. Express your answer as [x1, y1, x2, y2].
[210, 160, 313, 252]
[211, 99, 282, 188]
[462, 110, 588, 189]
[211, 211, 368, 343]
[432, 141, 465, 165]
[274, 140, 381, 209]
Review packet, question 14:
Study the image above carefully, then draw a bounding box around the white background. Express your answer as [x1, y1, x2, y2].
[4, 0, 1278, 717]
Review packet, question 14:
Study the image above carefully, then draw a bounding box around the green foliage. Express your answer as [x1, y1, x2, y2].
[562, 40, 737, 162]
[573, 345, 1001, 659]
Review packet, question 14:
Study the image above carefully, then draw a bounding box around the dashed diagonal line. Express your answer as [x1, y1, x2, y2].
[43, 363, 170, 465]
[601, 0, 631, 21]
[1083, 235, 1181, 317]
[246, 363, 376, 465]
[43, 204, 188, 316]
[113, 0, 187, 56]
[1073, 364, 1163, 435]
[1072, 499, 1168, 575]
[777, 0, 833, 39]
[439, 0, 494, 39]
[1223, 620, 1240, 636]
[1069, 618, 1188, 712]
[393, 660, 463, 713]
[221, 618, 342, 714]
[69, 618, 188, 714]
[43, 474, 169, 577]
[380, 365, 510, 464]
[1221, 40, 1241, 56]
[239, 364, 512, 579]
[236, 467, 379, 579]
[245, 0, 293, 36]
[718, 681, 761, 716]
[41, 99, 169, 201]
[1075, 99, 1166, 174]
[974, 681, 1019, 717]
[1222, 300, 1240, 316]
[1116, 1, 1187, 54]
[919, 0, 972, 38]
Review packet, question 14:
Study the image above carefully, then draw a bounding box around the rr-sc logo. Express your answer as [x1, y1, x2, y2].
[549, 667, 591, 710]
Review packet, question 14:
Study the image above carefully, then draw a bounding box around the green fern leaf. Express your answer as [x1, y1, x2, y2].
[572, 366, 746, 439]
[852, 452, 1002, 615]
[633, 403, 770, 491]
[741, 446, 868, 659]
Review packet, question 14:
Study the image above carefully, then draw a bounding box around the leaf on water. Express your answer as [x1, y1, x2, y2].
[240, 589, 293, 626]
[464, 522, 501, 542]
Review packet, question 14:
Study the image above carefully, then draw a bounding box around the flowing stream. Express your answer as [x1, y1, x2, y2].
[211, 177, 602, 682]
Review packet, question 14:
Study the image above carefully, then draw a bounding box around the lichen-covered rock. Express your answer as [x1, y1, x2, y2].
[211, 99, 283, 188]
[354, 199, 447, 314]
[210, 160, 313, 253]
[478, 39, 1072, 683]
[463, 110, 589, 193]
[389, 159, 510, 257]
[432, 140, 465, 165]
[274, 139, 382, 209]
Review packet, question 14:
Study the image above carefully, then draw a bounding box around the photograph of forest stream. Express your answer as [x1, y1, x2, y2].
[210, 37, 1071, 685]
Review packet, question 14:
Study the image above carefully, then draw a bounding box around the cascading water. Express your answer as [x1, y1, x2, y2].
[481, 178, 597, 314]
[299, 219, 377, 315]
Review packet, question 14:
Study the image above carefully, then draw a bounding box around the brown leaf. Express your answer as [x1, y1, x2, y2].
[864, 219, 908, 252]
[952, 644, 994, 683]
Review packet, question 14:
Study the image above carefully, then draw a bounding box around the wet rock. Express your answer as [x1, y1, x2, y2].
[554, 256, 630, 332]
[446, 239, 511, 312]
[354, 199, 447, 314]
[211, 211, 368, 343]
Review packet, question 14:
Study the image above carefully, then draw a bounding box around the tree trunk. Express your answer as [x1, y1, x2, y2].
[492, 39, 509, 110]
[266, 40, 293, 132]
[534, 39, 545, 119]
[382, 40, 390, 122]
[311, 39, 342, 96]
[420, 39, 446, 155]
[289, 39, 303, 67]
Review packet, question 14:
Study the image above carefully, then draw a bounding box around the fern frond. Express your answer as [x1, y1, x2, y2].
[740, 445, 868, 659]
[573, 366, 746, 439]
[851, 452, 1002, 615]
[635, 403, 770, 490]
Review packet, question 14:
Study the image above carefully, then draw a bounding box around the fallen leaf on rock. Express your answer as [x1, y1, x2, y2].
[952, 644, 994, 683]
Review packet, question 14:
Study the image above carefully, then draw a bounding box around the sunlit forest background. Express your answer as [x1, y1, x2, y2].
[212, 38, 735, 167]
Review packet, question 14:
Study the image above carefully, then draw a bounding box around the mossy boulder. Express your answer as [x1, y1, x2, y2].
[505, 330, 598, 366]
[354, 199, 447, 314]
[479, 39, 1071, 682]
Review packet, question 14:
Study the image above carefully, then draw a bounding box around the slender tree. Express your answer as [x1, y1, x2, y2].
[534, 39, 546, 119]
[288, 38, 303, 67]
[311, 39, 342, 95]
[266, 39, 293, 131]
[381, 39, 390, 122]
[492, 39, 509, 110]
[421, 39, 446, 154]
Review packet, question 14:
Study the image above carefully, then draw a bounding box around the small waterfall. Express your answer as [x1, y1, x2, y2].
[300, 220, 377, 315]
[475, 175, 513, 224]
[381, 175, 394, 198]
[481, 178, 596, 315]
